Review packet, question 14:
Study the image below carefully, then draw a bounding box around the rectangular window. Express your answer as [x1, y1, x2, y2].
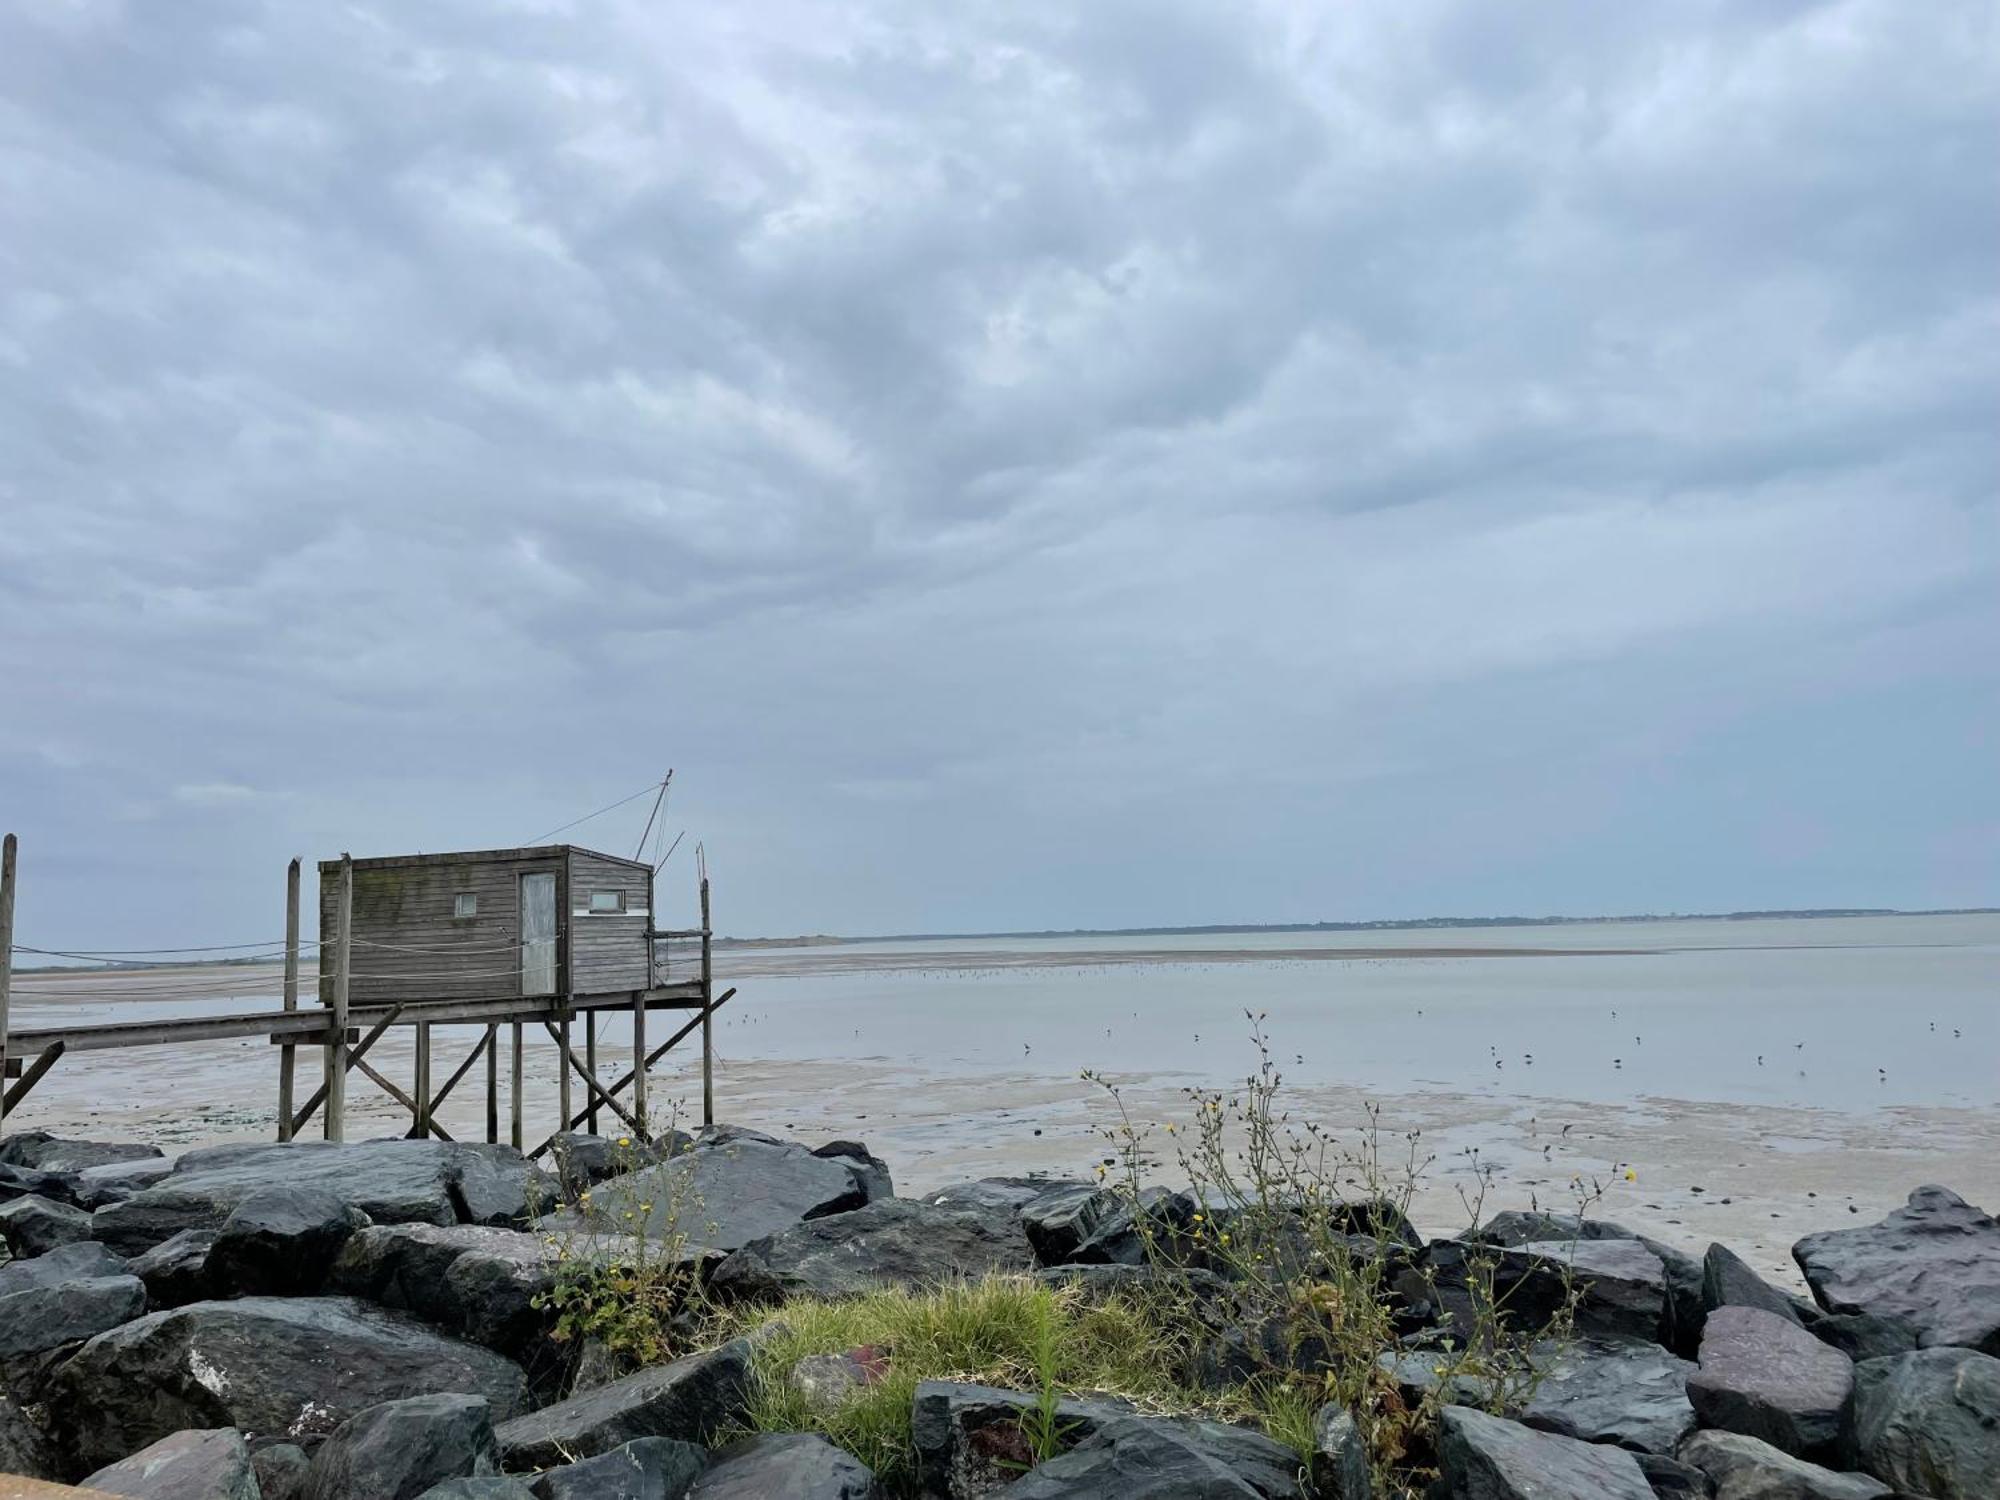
[588, 890, 624, 914]
[453, 892, 478, 919]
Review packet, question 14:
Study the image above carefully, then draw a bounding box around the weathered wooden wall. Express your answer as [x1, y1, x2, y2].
[567, 848, 653, 993]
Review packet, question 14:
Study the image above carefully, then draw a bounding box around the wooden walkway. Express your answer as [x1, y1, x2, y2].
[0, 835, 731, 1157]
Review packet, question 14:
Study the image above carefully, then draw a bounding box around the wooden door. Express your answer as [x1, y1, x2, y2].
[520, 871, 556, 995]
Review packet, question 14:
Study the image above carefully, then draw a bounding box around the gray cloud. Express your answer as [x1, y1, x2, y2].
[1, 0, 1994, 946]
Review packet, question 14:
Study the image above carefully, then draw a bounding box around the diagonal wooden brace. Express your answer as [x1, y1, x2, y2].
[289, 1006, 403, 1136]
[2, 1041, 64, 1114]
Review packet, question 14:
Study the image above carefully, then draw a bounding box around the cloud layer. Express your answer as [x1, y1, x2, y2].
[3, 0, 1995, 945]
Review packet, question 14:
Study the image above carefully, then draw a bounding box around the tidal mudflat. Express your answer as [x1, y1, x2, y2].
[13, 913, 1996, 1283]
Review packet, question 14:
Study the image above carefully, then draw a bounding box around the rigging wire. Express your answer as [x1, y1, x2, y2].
[522, 781, 663, 847]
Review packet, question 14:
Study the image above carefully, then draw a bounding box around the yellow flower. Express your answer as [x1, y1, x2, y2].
[1218, 1232, 1231, 1246]
[1623, 1168, 1637, 1182]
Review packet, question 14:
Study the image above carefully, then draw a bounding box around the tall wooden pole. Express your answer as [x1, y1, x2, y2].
[0, 834, 16, 1143]
[277, 857, 300, 1141]
[326, 853, 351, 1142]
[584, 1012, 598, 1134]
[631, 990, 647, 1134]
[509, 1020, 523, 1151]
[484, 1023, 499, 1143]
[700, 875, 713, 1127]
[557, 1014, 572, 1132]
[414, 1021, 432, 1138]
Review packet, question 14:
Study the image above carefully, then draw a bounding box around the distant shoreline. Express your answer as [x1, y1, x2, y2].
[716, 905, 2000, 949]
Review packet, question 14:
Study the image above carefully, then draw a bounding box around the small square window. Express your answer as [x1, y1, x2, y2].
[453, 893, 478, 919]
[588, 890, 624, 914]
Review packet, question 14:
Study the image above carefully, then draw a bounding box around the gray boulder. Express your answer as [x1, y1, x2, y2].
[1476, 1215, 1704, 1354]
[1792, 1186, 2000, 1354]
[0, 1267, 147, 1361]
[127, 1229, 218, 1308]
[1676, 1430, 1890, 1500]
[80, 1425, 260, 1500]
[547, 1135, 870, 1253]
[0, 1391, 60, 1481]
[1635, 1452, 1713, 1500]
[1310, 1405, 1371, 1500]
[209, 1186, 371, 1296]
[530, 1436, 707, 1500]
[1808, 1314, 1915, 1366]
[1064, 1186, 1196, 1265]
[1688, 1306, 1854, 1463]
[711, 1198, 1037, 1301]
[1435, 1407, 1654, 1499]
[1703, 1244, 1807, 1326]
[928, 1177, 1078, 1215]
[1520, 1338, 1698, 1455]
[254, 1442, 313, 1500]
[0, 1131, 163, 1173]
[1851, 1346, 2000, 1500]
[813, 1139, 894, 1203]
[328, 1223, 564, 1362]
[0, 1237, 126, 1288]
[1493, 1239, 1671, 1345]
[494, 1339, 751, 1469]
[301, 1392, 498, 1500]
[54, 1296, 529, 1471]
[912, 1380, 1136, 1498]
[93, 1140, 550, 1255]
[998, 1414, 1307, 1498]
[547, 1131, 686, 1199]
[0, 1192, 94, 1256]
[0, 1159, 79, 1207]
[417, 1483, 540, 1500]
[68, 1157, 177, 1210]
[1021, 1184, 1120, 1264]
[688, 1432, 878, 1499]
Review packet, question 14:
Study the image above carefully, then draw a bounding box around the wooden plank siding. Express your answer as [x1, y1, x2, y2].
[316, 845, 650, 1005]
[567, 849, 653, 994]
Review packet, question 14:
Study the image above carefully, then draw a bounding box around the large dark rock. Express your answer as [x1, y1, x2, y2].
[300, 1392, 499, 1500]
[0, 1131, 163, 1173]
[998, 1414, 1307, 1498]
[912, 1380, 1135, 1498]
[530, 1436, 707, 1500]
[417, 1482, 539, 1500]
[53, 1296, 530, 1471]
[0, 1237, 125, 1288]
[494, 1340, 751, 1469]
[208, 1186, 371, 1296]
[1807, 1314, 1916, 1366]
[1703, 1244, 1807, 1326]
[1792, 1186, 2000, 1354]
[1021, 1184, 1120, 1264]
[688, 1432, 879, 1499]
[1635, 1452, 1712, 1500]
[1851, 1346, 2000, 1500]
[0, 1192, 94, 1256]
[254, 1441, 313, 1500]
[548, 1136, 871, 1254]
[0, 1391, 60, 1482]
[1065, 1187, 1196, 1266]
[93, 1140, 552, 1256]
[1688, 1306, 1854, 1463]
[547, 1131, 688, 1200]
[0, 1266, 147, 1361]
[328, 1224, 563, 1362]
[1492, 1238, 1671, 1345]
[1519, 1338, 1697, 1455]
[927, 1178, 1078, 1215]
[81, 1425, 261, 1500]
[0, 1159, 80, 1208]
[1676, 1431, 1890, 1500]
[68, 1157, 177, 1210]
[1434, 1407, 1654, 1499]
[1310, 1405, 1371, 1500]
[711, 1198, 1037, 1302]
[127, 1229, 218, 1308]
[813, 1140, 894, 1203]
[1476, 1215, 1704, 1354]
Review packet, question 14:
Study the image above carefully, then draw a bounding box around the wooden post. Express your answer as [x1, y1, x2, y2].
[700, 876, 714, 1127]
[0, 834, 16, 1143]
[277, 857, 300, 1141]
[557, 1014, 572, 1132]
[326, 853, 351, 1142]
[585, 1012, 598, 1133]
[484, 1023, 499, 1144]
[509, 1020, 523, 1151]
[631, 990, 647, 1133]
[413, 1021, 432, 1138]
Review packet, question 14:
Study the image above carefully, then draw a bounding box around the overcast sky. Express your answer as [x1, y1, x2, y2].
[3, 0, 1995, 950]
